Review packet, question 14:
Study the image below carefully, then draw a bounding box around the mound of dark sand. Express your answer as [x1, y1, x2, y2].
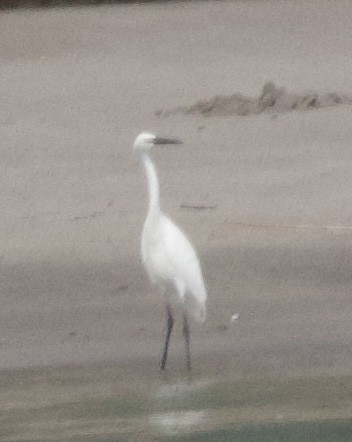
[156, 82, 352, 118]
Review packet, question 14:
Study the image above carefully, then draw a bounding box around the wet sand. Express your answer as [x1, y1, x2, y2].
[1, 0, 352, 439]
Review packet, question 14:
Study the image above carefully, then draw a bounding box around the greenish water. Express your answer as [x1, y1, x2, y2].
[163, 420, 352, 442]
[1, 374, 352, 441]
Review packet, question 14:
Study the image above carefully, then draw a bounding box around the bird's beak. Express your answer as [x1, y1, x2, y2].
[154, 136, 183, 146]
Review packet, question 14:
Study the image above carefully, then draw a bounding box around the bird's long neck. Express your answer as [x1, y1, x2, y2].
[141, 153, 161, 215]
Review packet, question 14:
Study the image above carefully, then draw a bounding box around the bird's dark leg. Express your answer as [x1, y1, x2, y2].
[183, 311, 191, 371]
[160, 303, 174, 371]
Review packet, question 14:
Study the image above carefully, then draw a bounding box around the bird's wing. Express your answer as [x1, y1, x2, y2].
[161, 215, 207, 319]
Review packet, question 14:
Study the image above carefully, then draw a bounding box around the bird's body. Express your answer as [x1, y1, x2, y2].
[133, 133, 207, 370]
[142, 200, 207, 322]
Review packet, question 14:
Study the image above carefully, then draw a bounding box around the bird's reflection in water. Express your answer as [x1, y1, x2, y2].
[149, 410, 206, 436]
[149, 379, 210, 435]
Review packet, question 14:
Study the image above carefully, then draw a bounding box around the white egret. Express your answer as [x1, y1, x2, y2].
[133, 132, 207, 371]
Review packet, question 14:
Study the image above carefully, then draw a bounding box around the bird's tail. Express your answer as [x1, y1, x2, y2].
[194, 302, 207, 323]
[187, 295, 207, 323]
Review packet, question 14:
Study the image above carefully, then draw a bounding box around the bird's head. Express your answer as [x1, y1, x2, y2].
[133, 132, 182, 154]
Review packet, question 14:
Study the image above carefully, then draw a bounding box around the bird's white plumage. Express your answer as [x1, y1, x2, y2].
[142, 210, 206, 322]
[134, 132, 207, 324]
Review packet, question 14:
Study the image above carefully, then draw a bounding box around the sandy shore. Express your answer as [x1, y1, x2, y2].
[1, 0, 352, 438]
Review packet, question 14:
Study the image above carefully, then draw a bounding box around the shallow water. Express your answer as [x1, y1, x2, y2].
[1, 366, 352, 441]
